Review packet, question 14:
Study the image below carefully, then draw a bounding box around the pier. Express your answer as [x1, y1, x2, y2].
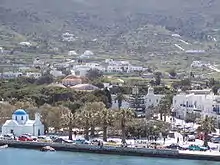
[0, 140, 220, 161]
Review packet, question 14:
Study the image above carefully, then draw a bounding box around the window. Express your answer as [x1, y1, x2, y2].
[156, 99, 158, 103]
[15, 116, 17, 120]
[21, 116, 24, 120]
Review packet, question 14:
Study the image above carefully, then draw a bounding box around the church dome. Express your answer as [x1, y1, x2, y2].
[13, 109, 27, 115]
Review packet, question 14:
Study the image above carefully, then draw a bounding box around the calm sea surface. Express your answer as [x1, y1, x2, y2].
[0, 148, 219, 165]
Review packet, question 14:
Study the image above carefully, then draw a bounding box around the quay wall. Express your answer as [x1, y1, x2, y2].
[0, 140, 220, 161]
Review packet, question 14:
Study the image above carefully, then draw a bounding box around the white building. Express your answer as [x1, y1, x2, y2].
[2, 109, 44, 136]
[105, 59, 146, 73]
[0, 47, 3, 54]
[68, 50, 78, 56]
[144, 87, 165, 116]
[83, 50, 94, 56]
[173, 89, 220, 120]
[26, 72, 42, 79]
[72, 63, 105, 76]
[62, 32, 75, 42]
[50, 69, 64, 78]
[144, 87, 165, 108]
[19, 42, 32, 47]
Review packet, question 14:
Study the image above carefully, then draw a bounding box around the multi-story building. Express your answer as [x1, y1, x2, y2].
[173, 89, 220, 120]
[105, 59, 146, 73]
[71, 63, 105, 76]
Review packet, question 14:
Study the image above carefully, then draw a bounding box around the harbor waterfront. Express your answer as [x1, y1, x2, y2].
[0, 140, 220, 161]
[1, 148, 219, 165]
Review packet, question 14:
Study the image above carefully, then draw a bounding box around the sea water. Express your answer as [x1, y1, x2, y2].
[0, 148, 219, 165]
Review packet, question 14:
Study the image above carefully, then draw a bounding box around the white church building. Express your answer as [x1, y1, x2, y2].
[2, 109, 44, 136]
[144, 86, 165, 117]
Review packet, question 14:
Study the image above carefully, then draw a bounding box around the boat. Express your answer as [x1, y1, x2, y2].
[40, 146, 55, 152]
[0, 144, 8, 149]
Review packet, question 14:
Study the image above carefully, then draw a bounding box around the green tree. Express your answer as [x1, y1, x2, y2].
[0, 102, 15, 124]
[35, 74, 53, 85]
[86, 69, 103, 81]
[63, 101, 83, 140]
[40, 104, 68, 133]
[154, 72, 162, 86]
[212, 84, 220, 95]
[116, 108, 134, 144]
[145, 120, 170, 140]
[103, 87, 112, 108]
[78, 102, 96, 140]
[126, 119, 147, 139]
[157, 95, 172, 121]
[197, 116, 216, 147]
[99, 108, 115, 141]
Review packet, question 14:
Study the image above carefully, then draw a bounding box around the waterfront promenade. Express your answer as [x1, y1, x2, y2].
[0, 140, 220, 161]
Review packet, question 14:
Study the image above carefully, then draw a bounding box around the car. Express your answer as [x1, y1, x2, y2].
[187, 135, 196, 142]
[37, 136, 52, 143]
[49, 135, 59, 141]
[166, 143, 187, 150]
[18, 135, 33, 141]
[53, 138, 73, 144]
[74, 138, 91, 144]
[211, 137, 220, 143]
[22, 134, 37, 141]
[3, 134, 14, 140]
[188, 145, 208, 151]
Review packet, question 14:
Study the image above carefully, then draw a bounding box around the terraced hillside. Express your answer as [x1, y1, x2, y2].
[0, 0, 220, 58]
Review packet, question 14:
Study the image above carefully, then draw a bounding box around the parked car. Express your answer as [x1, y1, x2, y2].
[3, 134, 14, 140]
[188, 145, 208, 151]
[187, 135, 196, 142]
[166, 143, 187, 150]
[49, 135, 59, 141]
[22, 134, 37, 141]
[74, 138, 91, 144]
[53, 138, 73, 144]
[210, 137, 220, 143]
[37, 136, 52, 143]
[18, 135, 33, 141]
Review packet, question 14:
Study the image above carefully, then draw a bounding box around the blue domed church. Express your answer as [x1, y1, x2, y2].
[2, 109, 44, 136]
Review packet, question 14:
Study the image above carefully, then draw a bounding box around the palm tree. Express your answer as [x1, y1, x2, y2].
[116, 108, 134, 144]
[99, 108, 115, 142]
[197, 116, 216, 147]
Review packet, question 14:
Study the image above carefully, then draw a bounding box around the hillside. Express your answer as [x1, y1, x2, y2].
[0, 0, 220, 57]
